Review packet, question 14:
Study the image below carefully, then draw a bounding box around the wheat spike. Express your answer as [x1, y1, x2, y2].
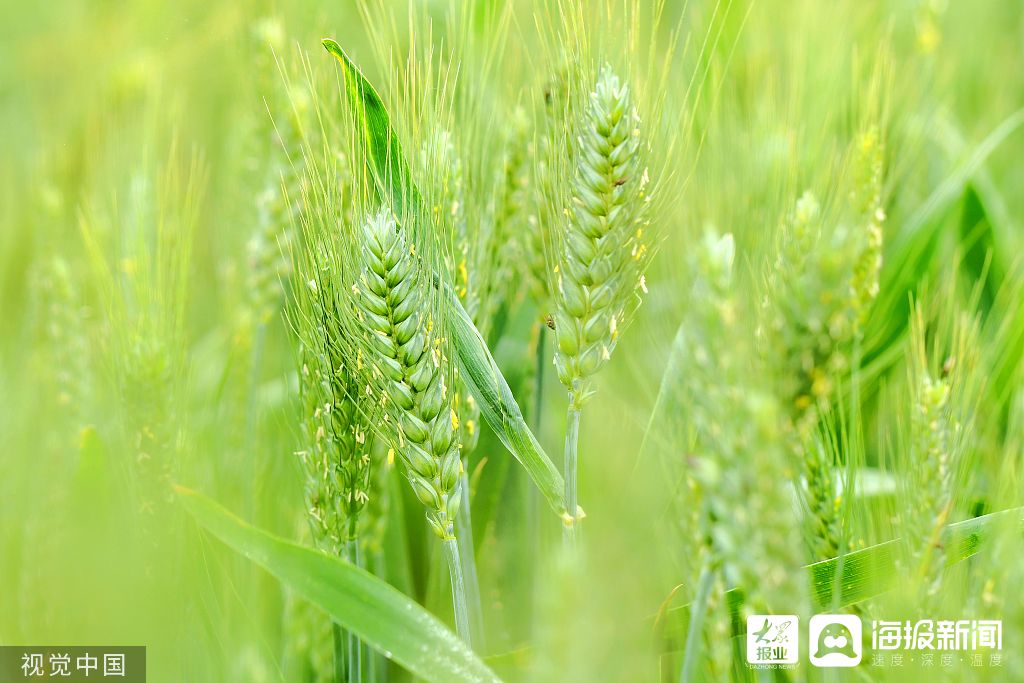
[687, 231, 805, 612]
[353, 209, 462, 540]
[762, 129, 886, 561]
[553, 66, 649, 408]
[904, 307, 978, 596]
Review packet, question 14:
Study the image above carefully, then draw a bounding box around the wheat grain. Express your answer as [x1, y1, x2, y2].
[291, 216, 380, 555]
[417, 130, 483, 458]
[848, 127, 885, 327]
[298, 351, 374, 553]
[677, 231, 805, 681]
[689, 232, 803, 606]
[525, 63, 577, 309]
[765, 129, 885, 428]
[357, 441, 392, 560]
[477, 106, 532, 329]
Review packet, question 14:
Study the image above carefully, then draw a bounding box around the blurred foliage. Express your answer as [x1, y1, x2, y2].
[1, 1, 1023, 681]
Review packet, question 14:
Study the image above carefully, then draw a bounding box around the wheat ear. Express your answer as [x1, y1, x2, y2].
[553, 66, 650, 539]
[295, 265, 380, 683]
[904, 307, 979, 599]
[763, 128, 885, 561]
[352, 208, 471, 645]
[679, 231, 806, 680]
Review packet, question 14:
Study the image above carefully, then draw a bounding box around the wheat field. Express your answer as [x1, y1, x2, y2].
[1, 1, 1023, 681]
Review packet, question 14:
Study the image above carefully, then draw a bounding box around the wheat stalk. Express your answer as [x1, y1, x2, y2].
[350, 207, 472, 645]
[552, 65, 651, 538]
[293, 255, 382, 682]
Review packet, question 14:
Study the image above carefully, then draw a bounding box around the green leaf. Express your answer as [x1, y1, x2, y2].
[895, 108, 1024, 253]
[809, 506, 1020, 606]
[957, 185, 997, 311]
[321, 38, 568, 518]
[936, 116, 1018, 284]
[322, 39, 420, 220]
[862, 108, 1024, 377]
[447, 298, 567, 517]
[176, 486, 502, 683]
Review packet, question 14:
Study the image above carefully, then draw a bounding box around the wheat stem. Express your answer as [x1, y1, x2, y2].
[563, 402, 581, 544]
[331, 623, 344, 683]
[344, 535, 363, 683]
[455, 473, 484, 647]
[679, 562, 715, 683]
[443, 537, 473, 647]
[329, 533, 365, 683]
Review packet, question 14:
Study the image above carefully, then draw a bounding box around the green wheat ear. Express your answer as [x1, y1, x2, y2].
[687, 231, 804, 606]
[39, 257, 90, 428]
[290, 202, 379, 554]
[553, 65, 651, 409]
[903, 305, 979, 598]
[247, 18, 312, 330]
[297, 343, 374, 553]
[418, 129, 483, 458]
[759, 128, 886, 562]
[353, 208, 462, 541]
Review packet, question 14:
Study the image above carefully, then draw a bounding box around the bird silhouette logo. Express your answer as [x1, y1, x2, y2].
[809, 614, 863, 667]
[814, 621, 857, 659]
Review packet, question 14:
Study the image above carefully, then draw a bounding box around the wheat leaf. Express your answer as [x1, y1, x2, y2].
[177, 486, 502, 683]
[447, 296, 567, 515]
